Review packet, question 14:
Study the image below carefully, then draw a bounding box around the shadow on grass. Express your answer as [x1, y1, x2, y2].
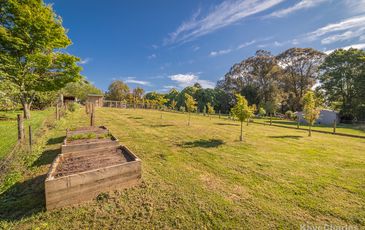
[149, 124, 174, 128]
[127, 116, 143, 120]
[215, 122, 239, 126]
[46, 136, 65, 145]
[0, 174, 45, 221]
[32, 148, 60, 167]
[269, 135, 303, 139]
[179, 139, 224, 148]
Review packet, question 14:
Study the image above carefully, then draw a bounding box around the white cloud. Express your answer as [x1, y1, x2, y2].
[321, 27, 365, 44]
[152, 44, 159, 49]
[266, 0, 328, 18]
[344, 0, 365, 14]
[274, 41, 283, 46]
[237, 40, 256, 49]
[210, 49, 232, 57]
[79, 57, 91, 65]
[148, 54, 157, 59]
[163, 85, 177, 89]
[124, 77, 151, 86]
[307, 15, 365, 41]
[193, 46, 200, 51]
[324, 43, 365, 54]
[169, 73, 215, 88]
[165, 0, 284, 44]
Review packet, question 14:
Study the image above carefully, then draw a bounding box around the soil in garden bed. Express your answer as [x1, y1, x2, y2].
[67, 126, 109, 137]
[54, 147, 134, 178]
[66, 137, 114, 145]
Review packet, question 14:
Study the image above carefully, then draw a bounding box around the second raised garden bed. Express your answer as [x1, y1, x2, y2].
[61, 126, 119, 153]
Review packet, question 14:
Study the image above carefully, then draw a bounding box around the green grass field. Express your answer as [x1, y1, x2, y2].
[0, 109, 53, 160]
[0, 107, 364, 229]
[254, 117, 365, 137]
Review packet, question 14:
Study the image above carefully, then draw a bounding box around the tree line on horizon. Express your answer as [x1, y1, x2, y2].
[104, 47, 365, 123]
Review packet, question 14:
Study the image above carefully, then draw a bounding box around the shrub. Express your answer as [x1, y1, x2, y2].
[258, 107, 266, 117]
[68, 102, 80, 112]
[179, 106, 186, 113]
[285, 110, 294, 120]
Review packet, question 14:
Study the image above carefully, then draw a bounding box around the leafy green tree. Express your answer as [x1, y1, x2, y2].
[185, 93, 197, 126]
[231, 94, 254, 141]
[319, 48, 365, 121]
[61, 80, 102, 103]
[303, 91, 320, 137]
[277, 48, 325, 111]
[265, 100, 277, 125]
[206, 102, 215, 119]
[156, 94, 168, 118]
[32, 91, 58, 110]
[285, 110, 294, 120]
[0, 0, 82, 119]
[258, 107, 266, 117]
[166, 88, 179, 107]
[179, 106, 186, 113]
[132, 87, 144, 106]
[0, 80, 19, 111]
[170, 99, 177, 110]
[105, 80, 130, 101]
[176, 86, 199, 109]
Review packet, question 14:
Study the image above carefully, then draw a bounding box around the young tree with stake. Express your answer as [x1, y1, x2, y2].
[303, 91, 320, 137]
[170, 99, 177, 111]
[185, 93, 197, 126]
[206, 102, 215, 120]
[231, 94, 254, 141]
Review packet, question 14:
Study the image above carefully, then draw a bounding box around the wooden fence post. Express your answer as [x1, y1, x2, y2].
[29, 125, 32, 152]
[90, 112, 95, 127]
[17, 114, 25, 143]
[333, 119, 336, 134]
[90, 103, 95, 127]
[56, 104, 59, 120]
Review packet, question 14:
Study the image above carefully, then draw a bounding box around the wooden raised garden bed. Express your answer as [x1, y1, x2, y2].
[61, 126, 119, 153]
[45, 145, 141, 210]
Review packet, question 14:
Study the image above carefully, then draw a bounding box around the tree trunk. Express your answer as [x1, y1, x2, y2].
[246, 118, 249, 126]
[270, 114, 272, 125]
[308, 124, 312, 137]
[240, 121, 243, 141]
[188, 112, 191, 126]
[22, 102, 31, 119]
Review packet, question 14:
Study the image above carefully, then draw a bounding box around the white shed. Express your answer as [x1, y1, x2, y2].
[296, 109, 339, 125]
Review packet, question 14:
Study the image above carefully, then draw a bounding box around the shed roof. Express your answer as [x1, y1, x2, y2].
[87, 94, 104, 97]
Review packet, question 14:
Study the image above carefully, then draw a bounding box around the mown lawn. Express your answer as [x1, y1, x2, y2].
[254, 117, 365, 137]
[0, 107, 364, 229]
[0, 109, 53, 160]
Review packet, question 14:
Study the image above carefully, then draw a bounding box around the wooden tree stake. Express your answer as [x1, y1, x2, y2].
[17, 114, 25, 143]
[56, 104, 60, 120]
[29, 125, 32, 152]
[333, 119, 336, 134]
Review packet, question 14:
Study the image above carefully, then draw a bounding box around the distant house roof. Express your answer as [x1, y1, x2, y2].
[87, 94, 104, 97]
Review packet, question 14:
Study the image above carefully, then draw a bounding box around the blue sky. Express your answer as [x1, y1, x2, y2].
[46, 0, 365, 92]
